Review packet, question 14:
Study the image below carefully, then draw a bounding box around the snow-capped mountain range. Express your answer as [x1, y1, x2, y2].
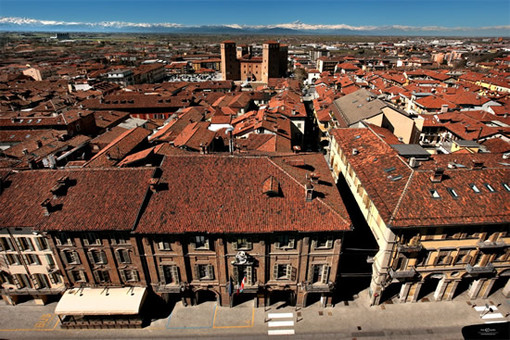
[1, 17, 508, 36]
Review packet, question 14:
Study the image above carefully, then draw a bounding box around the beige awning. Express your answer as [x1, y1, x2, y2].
[55, 287, 147, 316]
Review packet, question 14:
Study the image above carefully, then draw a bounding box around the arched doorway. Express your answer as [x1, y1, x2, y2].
[195, 289, 218, 305]
[418, 274, 443, 302]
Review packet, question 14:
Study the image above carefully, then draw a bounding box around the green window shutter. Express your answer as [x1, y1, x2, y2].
[115, 249, 122, 264]
[321, 265, 330, 284]
[326, 239, 333, 249]
[133, 270, 139, 282]
[291, 266, 297, 281]
[100, 251, 107, 264]
[246, 240, 253, 250]
[232, 240, 238, 251]
[232, 266, 239, 284]
[286, 264, 292, 279]
[119, 269, 127, 282]
[194, 265, 200, 280]
[87, 251, 95, 265]
[159, 265, 166, 283]
[207, 264, 214, 280]
[171, 266, 180, 284]
[93, 270, 100, 283]
[34, 255, 41, 265]
[73, 251, 81, 265]
[273, 264, 278, 280]
[246, 266, 253, 285]
[275, 239, 281, 249]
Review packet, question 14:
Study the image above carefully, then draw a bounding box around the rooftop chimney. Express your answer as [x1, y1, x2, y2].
[22, 148, 29, 155]
[440, 104, 448, 113]
[41, 198, 52, 216]
[149, 178, 159, 193]
[305, 183, 314, 202]
[36, 140, 43, 148]
[472, 160, 484, 170]
[430, 168, 445, 183]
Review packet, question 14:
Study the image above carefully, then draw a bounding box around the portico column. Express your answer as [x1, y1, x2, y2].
[433, 277, 448, 301]
[410, 282, 423, 302]
[480, 278, 496, 299]
[444, 280, 460, 301]
[468, 278, 486, 300]
[399, 282, 411, 303]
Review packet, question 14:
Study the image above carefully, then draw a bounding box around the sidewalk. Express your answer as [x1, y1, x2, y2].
[0, 288, 508, 339]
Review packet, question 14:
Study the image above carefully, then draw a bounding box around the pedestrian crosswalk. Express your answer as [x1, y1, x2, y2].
[267, 312, 295, 335]
[474, 305, 506, 324]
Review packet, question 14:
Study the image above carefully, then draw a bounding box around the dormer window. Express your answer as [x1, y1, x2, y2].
[447, 188, 459, 198]
[313, 236, 333, 249]
[429, 189, 441, 199]
[232, 237, 252, 251]
[275, 235, 295, 249]
[484, 183, 496, 192]
[194, 236, 210, 250]
[469, 184, 481, 193]
[502, 183, 510, 192]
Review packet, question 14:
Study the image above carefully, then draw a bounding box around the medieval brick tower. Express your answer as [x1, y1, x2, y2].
[221, 41, 240, 81]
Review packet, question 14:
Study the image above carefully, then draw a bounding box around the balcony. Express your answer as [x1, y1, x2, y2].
[389, 268, 417, 279]
[397, 243, 423, 253]
[477, 240, 506, 250]
[465, 264, 495, 275]
[303, 282, 334, 293]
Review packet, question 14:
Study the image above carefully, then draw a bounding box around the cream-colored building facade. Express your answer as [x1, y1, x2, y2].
[329, 127, 510, 306]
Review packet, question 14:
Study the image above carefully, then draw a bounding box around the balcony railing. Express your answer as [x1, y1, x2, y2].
[303, 282, 334, 293]
[477, 240, 506, 249]
[397, 243, 423, 253]
[0, 287, 66, 295]
[389, 268, 417, 279]
[465, 263, 495, 275]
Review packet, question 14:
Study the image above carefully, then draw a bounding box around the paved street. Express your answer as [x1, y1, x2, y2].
[0, 288, 508, 339]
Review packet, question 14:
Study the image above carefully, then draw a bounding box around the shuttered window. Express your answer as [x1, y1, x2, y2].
[115, 249, 131, 264]
[195, 264, 214, 280]
[87, 250, 108, 265]
[120, 269, 139, 282]
[160, 265, 180, 284]
[0, 237, 14, 251]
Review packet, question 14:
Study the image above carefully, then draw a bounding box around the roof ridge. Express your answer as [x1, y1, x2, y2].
[266, 157, 351, 228]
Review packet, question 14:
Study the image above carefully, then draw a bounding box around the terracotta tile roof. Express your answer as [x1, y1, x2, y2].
[482, 138, 510, 153]
[84, 127, 151, 168]
[0, 168, 154, 231]
[330, 128, 510, 228]
[135, 154, 351, 234]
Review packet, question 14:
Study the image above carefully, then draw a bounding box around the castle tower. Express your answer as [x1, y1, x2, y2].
[262, 41, 280, 83]
[221, 41, 240, 81]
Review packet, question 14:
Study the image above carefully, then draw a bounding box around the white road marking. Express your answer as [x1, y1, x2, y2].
[268, 313, 294, 319]
[268, 320, 294, 327]
[481, 313, 504, 319]
[474, 305, 498, 312]
[268, 329, 295, 335]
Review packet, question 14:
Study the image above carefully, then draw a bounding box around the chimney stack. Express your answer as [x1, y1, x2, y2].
[41, 198, 52, 216]
[36, 140, 43, 148]
[430, 168, 445, 183]
[149, 178, 159, 193]
[22, 148, 29, 155]
[440, 104, 448, 113]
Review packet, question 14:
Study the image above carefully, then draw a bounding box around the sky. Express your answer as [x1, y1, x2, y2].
[1, 0, 509, 28]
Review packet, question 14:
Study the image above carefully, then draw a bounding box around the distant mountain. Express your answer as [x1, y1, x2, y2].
[1, 17, 509, 37]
